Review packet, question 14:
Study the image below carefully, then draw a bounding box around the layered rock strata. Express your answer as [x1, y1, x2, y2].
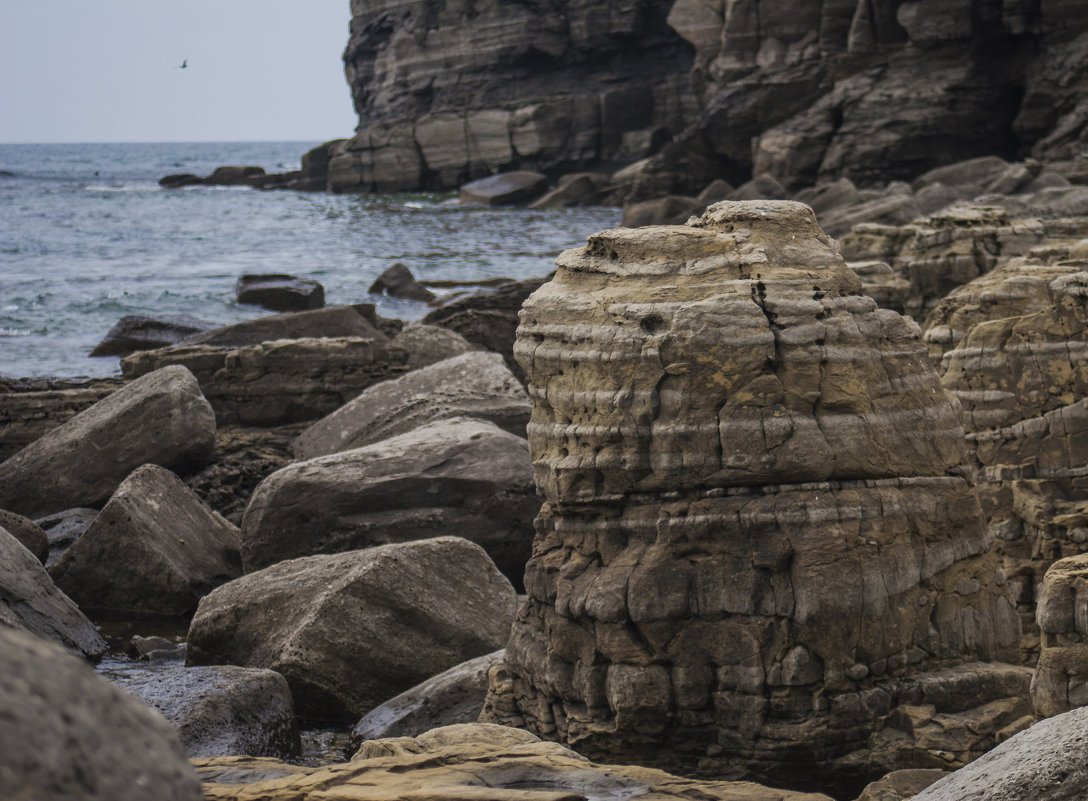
[1033, 552, 1088, 718]
[483, 201, 1024, 795]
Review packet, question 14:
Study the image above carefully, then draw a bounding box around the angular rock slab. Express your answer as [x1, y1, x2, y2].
[294, 351, 530, 459]
[0, 627, 203, 801]
[245, 417, 537, 584]
[0, 365, 215, 518]
[102, 663, 301, 759]
[49, 464, 241, 616]
[0, 525, 106, 660]
[195, 723, 834, 801]
[487, 201, 1022, 795]
[186, 537, 516, 722]
[235, 274, 324, 312]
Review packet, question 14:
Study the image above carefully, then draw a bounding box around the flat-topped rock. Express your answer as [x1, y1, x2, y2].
[234, 274, 325, 312]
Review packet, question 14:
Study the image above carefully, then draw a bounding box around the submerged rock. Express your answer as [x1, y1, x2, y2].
[235, 274, 325, 312]
[484, 201, 1025, 796]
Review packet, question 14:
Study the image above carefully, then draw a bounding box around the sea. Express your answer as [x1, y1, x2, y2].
[0, 141, 620, 380]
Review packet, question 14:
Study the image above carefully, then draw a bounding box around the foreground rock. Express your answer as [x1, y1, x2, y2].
[911, 705, 1088, 801]
[351, 650, 504, 743]
[0, 365, 215, 518]
[187, 537, 516, 721]
[235, 274, 325, 312]
[484, 201, 1026, 797]
[90, 314, 215, 357]
[0, 626, 203, 801]
[294, 351, 530, 459]
[0, 525, 106, 659]
[122, 338, 409, 426]
[102, 664, 300, 759]
[244, 418, 536, 583]
[196, 723, 833, 801]
[49, 464, 241, 616]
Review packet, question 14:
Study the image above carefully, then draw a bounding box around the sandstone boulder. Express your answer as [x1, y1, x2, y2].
[235, 274, 325, 312]
[350, 650, 504, 743]
[183, 305, 388, 348]
[186, 537, 516, 722]
[244, 418, 536, 584]
[388, 322, 478, 370]
[49, 464, 241, 617]
[485, 201, 1024, 797]
[0, 525, 106, 660]
[102, 664, 301, 759]
[90, 314, 215, 357]
[293, 351, 530, 459]
[0, 508, 48, 563]
[0, 626, 203, 801]
[0, 365, 216, 518]
[1033, 553, 1088, 718]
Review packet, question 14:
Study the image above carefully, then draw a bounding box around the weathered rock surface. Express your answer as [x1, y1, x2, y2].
[186, 537, 516, 722]
[0, 376, 122, 461]
[294, 351, 530, 459]
[90, 314, 215, 357]
[195, 723, 834, 801]
[351, 650, 504, 743]
[235, 274, 325, 312]
[0, 525, 106, 659]
[0, 626, 203, 801]
[484, 201, 1025, 796]
[910, 705, 1088, 801]
[1032, 553, 1088, 718]
[0, 366, 215, 518]
[121, 337, 409, 426]
[243, 418, 536, 584]
[48, 464, 241, 617]
[389, 322, 479, 370]
[0, 508, 48, 563]
[183, 305, 389, 348]
[102, 663, 301, 759]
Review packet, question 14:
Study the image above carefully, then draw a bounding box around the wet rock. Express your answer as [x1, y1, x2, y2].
[367, 263, 437, 304]
[244, 418, 536, 584]
[459, 171, 549, 206]
[0, 525, 106, 660]
[351, 650, 504, 743]
[203, 166, 265, 186]
[293, 352, 530, 459]
[0, 627, 203, 801]
[1034, 552, 1088, 718]
[911, 705, 1088, 801]
[49, 464, 241, 617]
[183, 305, 389, 348]
[388, 323, 478, 371]
[90, 314, 215, 357]
[121, 338, 409, 427]
[35, 507, 98, 567]
[484, 201, 1024, 796]
[159, 173, 203, 189]
[0, 365, 216, 519]
[186, 537, 516, 722]
[195, 723, 834, 801]
[235, 274, 325, 312]
[102, 664, 301, 759]
[0, 508, 48, 563]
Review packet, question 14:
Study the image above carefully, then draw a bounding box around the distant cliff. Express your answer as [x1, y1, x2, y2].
[326, 0, 1088, 195]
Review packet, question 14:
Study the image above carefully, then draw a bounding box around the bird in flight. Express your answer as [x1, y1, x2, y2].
[179, 59, 188, 69]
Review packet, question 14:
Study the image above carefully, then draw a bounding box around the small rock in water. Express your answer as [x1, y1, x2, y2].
[458, 171, 549, 206]
[368, 263, 437, 304]
[235, 273, 325, 312]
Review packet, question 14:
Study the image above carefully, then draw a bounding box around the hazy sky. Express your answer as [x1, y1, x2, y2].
[0, 1, 360, 143]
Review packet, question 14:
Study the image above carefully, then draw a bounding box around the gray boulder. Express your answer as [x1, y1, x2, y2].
[0, 526, 106, 660]
[0, 365, 216, 519]
[389, 323, 479, 371]
[49, 464, 241, 617]
[89, 314, 214, 357]
[235, 274, 325, 312]
[351, 649, 504, 743]
[0, 627, 203, 801]
[0, 508, 48, 563]
[186, 536, 516, 722]
[102, 664, 301, 759]
[293, 352, 530, 459]
[912, 705, 1088, 801]
[368, 263, 437, 304]
[183, 304, 388, 347]
[459, 171, 548, 206]
[243, 418, 537, 584]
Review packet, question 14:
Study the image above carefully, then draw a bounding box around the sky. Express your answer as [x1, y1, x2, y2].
[0, 1, 360, 143]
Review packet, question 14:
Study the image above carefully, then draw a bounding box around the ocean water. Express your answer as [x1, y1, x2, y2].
[0, 141, 620, 380]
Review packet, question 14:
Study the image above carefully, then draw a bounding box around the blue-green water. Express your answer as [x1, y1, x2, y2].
[0, 141, 619, 379]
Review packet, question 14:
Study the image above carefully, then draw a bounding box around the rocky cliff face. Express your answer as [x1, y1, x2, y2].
[330, 0, 1088, 195]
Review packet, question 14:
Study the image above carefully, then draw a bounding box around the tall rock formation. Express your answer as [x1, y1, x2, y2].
[482, 201, 1028, 797]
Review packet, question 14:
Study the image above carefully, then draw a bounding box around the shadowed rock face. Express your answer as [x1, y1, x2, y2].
[483, 201, 1025, 796]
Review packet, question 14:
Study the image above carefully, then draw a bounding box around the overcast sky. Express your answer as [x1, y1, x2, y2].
[0, 1, 359, 143]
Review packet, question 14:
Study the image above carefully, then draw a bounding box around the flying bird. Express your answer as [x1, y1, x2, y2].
[179, 59, 188, 69]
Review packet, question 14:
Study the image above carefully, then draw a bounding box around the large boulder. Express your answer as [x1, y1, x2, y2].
[243, 418, 536, 585]
[350, 650, 504, 742]
[484, 201, 1026, 797]
[0, 366, 216, 519]
[234, 274, 325, 312]
[89, 314, 215, 357]
[186, 537, 516, 722]
[102, 664, 301, 759]
[48, 464, 241, 617]
[0, 525, 106, 660]
[195, 724, 834, 801]
[293, 351, 530, 459]
[0, 508, 48, 563]
[0, 626, 203, 801]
